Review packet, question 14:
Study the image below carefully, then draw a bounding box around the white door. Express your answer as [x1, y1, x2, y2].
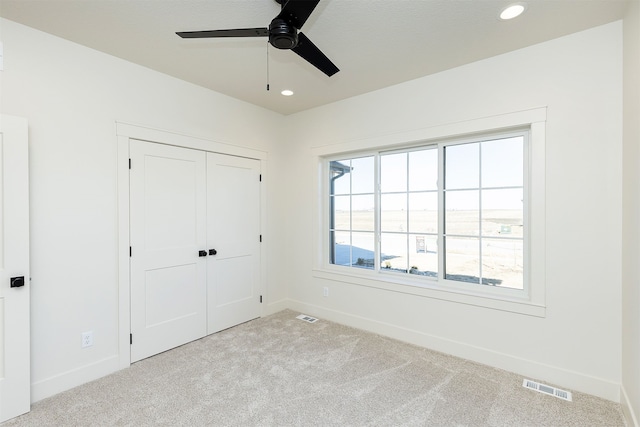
[130, 140, 207, 362]
[207, 153, 261, 334]
[0, 115, 30, 422]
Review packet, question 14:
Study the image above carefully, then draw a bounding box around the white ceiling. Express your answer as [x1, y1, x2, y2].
[0, 0, 630, 115]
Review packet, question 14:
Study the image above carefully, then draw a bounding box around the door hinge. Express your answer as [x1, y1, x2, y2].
[259, 174, 262, 182]
[259, 235, 262, 242]
[129, 158, 131, 169]
[260, 295, 263, 303]
[130, 333, 133, 345]
[129, 246, 132, 257]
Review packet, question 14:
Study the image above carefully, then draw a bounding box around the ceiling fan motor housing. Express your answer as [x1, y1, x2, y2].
[269, 18, 298, 49]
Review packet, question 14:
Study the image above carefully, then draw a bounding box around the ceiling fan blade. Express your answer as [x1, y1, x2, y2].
[292, 32, 339, 77]
[176, 28, 269, 39]
[276, 0, 320, 29]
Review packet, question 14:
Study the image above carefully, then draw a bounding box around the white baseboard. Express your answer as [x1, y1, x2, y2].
[30, 302, 624, 406]
[31, 355, 121, 403]
[285, 299, 621, 402]
[31, 300, 289, 403]
[621, 384, 639, 427]
[264, 298, 290, 316]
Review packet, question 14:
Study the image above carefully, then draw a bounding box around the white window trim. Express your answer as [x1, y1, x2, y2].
[311, 107, 546, 317]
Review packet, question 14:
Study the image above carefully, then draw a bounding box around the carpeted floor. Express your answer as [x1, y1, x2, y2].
[3, 310, 627, 426]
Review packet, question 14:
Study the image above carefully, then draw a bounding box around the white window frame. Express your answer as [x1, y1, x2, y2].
[311, 108, 546, 317]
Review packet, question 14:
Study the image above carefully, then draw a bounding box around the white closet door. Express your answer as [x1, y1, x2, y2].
[130, 140, 207, 362]
[207, 153, 261, 334]
[0, 115, 30, 422]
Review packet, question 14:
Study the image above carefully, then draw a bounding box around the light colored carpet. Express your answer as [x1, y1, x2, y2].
[3, 310, 626, 426]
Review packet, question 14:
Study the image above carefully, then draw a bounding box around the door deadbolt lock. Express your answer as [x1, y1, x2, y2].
[10, 276, 25, 288]
[209, 249, 217, 256]
[198, 250, 207, 257]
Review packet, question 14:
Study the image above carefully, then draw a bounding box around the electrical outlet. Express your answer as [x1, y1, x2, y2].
[323, 287, 329, 297]
[81, 331, 93, 348]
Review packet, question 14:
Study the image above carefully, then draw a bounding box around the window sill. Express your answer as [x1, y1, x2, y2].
[312, 267, 546, 317]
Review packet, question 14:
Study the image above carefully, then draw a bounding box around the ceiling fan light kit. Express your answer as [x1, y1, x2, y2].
[176, 0, 339, 77]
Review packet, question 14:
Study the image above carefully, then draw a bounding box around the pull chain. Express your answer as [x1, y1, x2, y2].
[266, 41, 270, 91]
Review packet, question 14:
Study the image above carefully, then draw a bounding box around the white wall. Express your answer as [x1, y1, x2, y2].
[0, 18, 287, 401]
[622, 0, 640, 424]
[283, 22, 623, 401]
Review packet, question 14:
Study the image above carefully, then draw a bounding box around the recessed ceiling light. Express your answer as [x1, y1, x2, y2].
[500, 4, 525, 20]
[281, 89, 294, 96]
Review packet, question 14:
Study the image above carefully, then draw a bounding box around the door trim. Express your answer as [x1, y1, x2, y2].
[116, 122, 268, 368]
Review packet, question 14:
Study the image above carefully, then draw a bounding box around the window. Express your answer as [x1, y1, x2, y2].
[329, 157, 375, 269]
[380, 148, 438, 277]
[328, 132, 527, 292]
[443, 137, 524, 289]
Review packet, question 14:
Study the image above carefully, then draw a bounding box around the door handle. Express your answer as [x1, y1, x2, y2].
[198, 250, 207, 257]
[10, 276, 25, 288]
[209, 249, 217, 256]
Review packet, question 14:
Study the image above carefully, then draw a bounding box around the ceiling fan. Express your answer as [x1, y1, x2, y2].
[176, 0, 339, 77]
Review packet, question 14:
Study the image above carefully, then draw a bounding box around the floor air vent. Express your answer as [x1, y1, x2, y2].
[523, 379, 572, 401]
[296, 314, 318, 323]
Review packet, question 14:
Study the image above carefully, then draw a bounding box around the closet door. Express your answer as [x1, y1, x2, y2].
[206, 153, 261, 334]
[130, 140, 207, 362]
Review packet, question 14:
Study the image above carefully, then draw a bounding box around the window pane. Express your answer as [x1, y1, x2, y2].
[408, 192, 438, 233]
[352, 232, 375, 269]
[331, 195, 350, 230]
[381, 233, 408, 273]
[351, 156, 374, 194]
[409, 235, 438, 278]
[481, 189, 523, 237]
[445, 190, 479, 236]
[444, 237, 480, 283]
[409, 149, 438, 191]
[445, 143, 479, 189]
[331, 231, 351, 266]
[381, 153, 407, 193]
[330, 160, 351, 195]
[381, 193, 407, 232]
[482, 239, 523, 289]
[482, 137, 524, 188]
[352, 195, 374, 232]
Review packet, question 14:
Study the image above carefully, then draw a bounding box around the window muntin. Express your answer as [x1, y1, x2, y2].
[328, 132, 526, 291]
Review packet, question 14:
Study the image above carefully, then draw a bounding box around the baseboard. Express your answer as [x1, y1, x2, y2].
[621, 384, 639, 427]
[31, 355, 121, 403]
[285, 299, 621, 402]
[31, 300, 290, 403]
[264, 298, 290, 316]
